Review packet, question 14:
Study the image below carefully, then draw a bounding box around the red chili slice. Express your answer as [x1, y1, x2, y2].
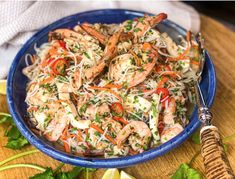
[111, 102, 124, 116]
[113, 116, 129, 125]
[47, 58, 55, 65]
[155, 65, 171, 73]
[50, 58, 67, 75]
[156, 88, 169, 102]
[58, 40, 67, 50]
[158, 121, 165, 135]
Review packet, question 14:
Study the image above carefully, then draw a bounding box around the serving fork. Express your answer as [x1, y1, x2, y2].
[195, 33, 235, 179]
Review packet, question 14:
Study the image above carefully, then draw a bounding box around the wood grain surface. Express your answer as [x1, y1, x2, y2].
[0, 15, 235, 179]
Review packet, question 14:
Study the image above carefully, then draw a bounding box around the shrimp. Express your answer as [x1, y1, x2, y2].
[102, 118, 122, 135]
[49, 28, 105, 83]
[33, 103, 58, 131]
[109, 43, 158, 87]
[49, 29, 84, 41]
[67, 139, 89, 154]
[132, 13, 167, 38]
[116, 121, 152, 153]
[85, 103, 110, 120]
[83, 28, 123, 81]
[39, 40, 70, 69]
[83, 60, 106, 81]
[44, 109, 69, 141]
[26, 82, 57, 106]
[61, 101, 91, 129]
[81, 22, 107, 45]
[161, 123, 183, 143]
[163, 97, 176, 125]
[73, 70, 82, 89]
[104, 145, 130, 158]
[104, 29, 123, 60]
[161, 32, 179, 57]
[81, 13, 165, 82]
[88, 128, 109, 150]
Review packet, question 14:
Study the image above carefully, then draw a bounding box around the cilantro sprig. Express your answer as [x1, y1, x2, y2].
[0, 112, 29, 149]
[30, 164, 96, 179]
[170, 163, 202, 179]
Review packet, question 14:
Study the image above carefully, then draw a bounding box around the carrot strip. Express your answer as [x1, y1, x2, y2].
[142, 89, 152, 93]
[85, 128, 89, 137]
[44, 133, 52, 140]
[129, 148, 138, 155]
[167, 47, 190, 61]
[113, 116, 129, 125]
[168, 31, 193, 61]
[157, 77, 169, 88]
[190, 59, 200, 66]
[160, 71, 181, 79]
[84, 128, 91, 150]
[186, 31, 191, 43]
[56, 99, 68, 104]
[104, 84, 123, 89]
[141, 89, 156, 95]
[90, 124, 117, 145]
[89, 86, 122, 102]
[63, 142, 71, 153]
[27, 106, 38, 112]
[49, 47, 57, 56]
[76, 129, 83, 142]
[129, 49, 141, 66]
[61, 125, 69, 140]
[143, 42, 152, 51]
[90, 124, 103, 133]
[39, 76, 54, 85]
[69, 134, 76, 138]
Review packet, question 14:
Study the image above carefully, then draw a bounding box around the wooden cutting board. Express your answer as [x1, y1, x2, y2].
[0, 15, 235, 179]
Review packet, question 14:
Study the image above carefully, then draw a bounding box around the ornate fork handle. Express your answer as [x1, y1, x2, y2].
[198, 107, 213, 125]
[200, 126, 235, 179]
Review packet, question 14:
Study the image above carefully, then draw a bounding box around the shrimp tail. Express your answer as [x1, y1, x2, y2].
[149, 13, 167, 27]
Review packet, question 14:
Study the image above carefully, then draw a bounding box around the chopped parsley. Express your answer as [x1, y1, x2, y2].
[133, 28, 141, 33]
[79, 103, 88, 114]
[83, 52, 91, 59]
[94, 114, 101, 123]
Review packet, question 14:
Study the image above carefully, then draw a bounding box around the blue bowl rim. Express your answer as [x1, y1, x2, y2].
[7, 9, 216, 168]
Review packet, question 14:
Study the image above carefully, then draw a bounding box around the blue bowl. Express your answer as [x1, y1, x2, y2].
[7, 9, 216, 168]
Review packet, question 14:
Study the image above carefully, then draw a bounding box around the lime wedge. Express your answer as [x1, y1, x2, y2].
[0, 80, 7, 95]
[102, 168, 120, 179]
[120, 171, 136, 179]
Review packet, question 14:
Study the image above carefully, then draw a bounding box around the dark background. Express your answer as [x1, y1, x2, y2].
[184, 2, 235, 31]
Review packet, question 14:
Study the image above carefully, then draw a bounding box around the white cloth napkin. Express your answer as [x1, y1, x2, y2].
[0, 1, 200, 79]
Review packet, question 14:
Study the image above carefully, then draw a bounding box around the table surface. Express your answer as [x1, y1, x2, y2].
[0, 15, 235, 179]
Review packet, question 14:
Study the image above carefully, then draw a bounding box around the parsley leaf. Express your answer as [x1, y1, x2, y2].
[55, 166, 84, 179]
[0, 112, 29, 149]
[191, 130, 200, 144]
[94, 113, 102, 123]
[5, 125, 21, 139]
[29, 167, 54, 179]
[0, 113, 13, 124]
[5, 136, 29, 149]
[223, 143, 228, 152]
[170, 163, 202, 179]
[30, 164, 96, 179]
